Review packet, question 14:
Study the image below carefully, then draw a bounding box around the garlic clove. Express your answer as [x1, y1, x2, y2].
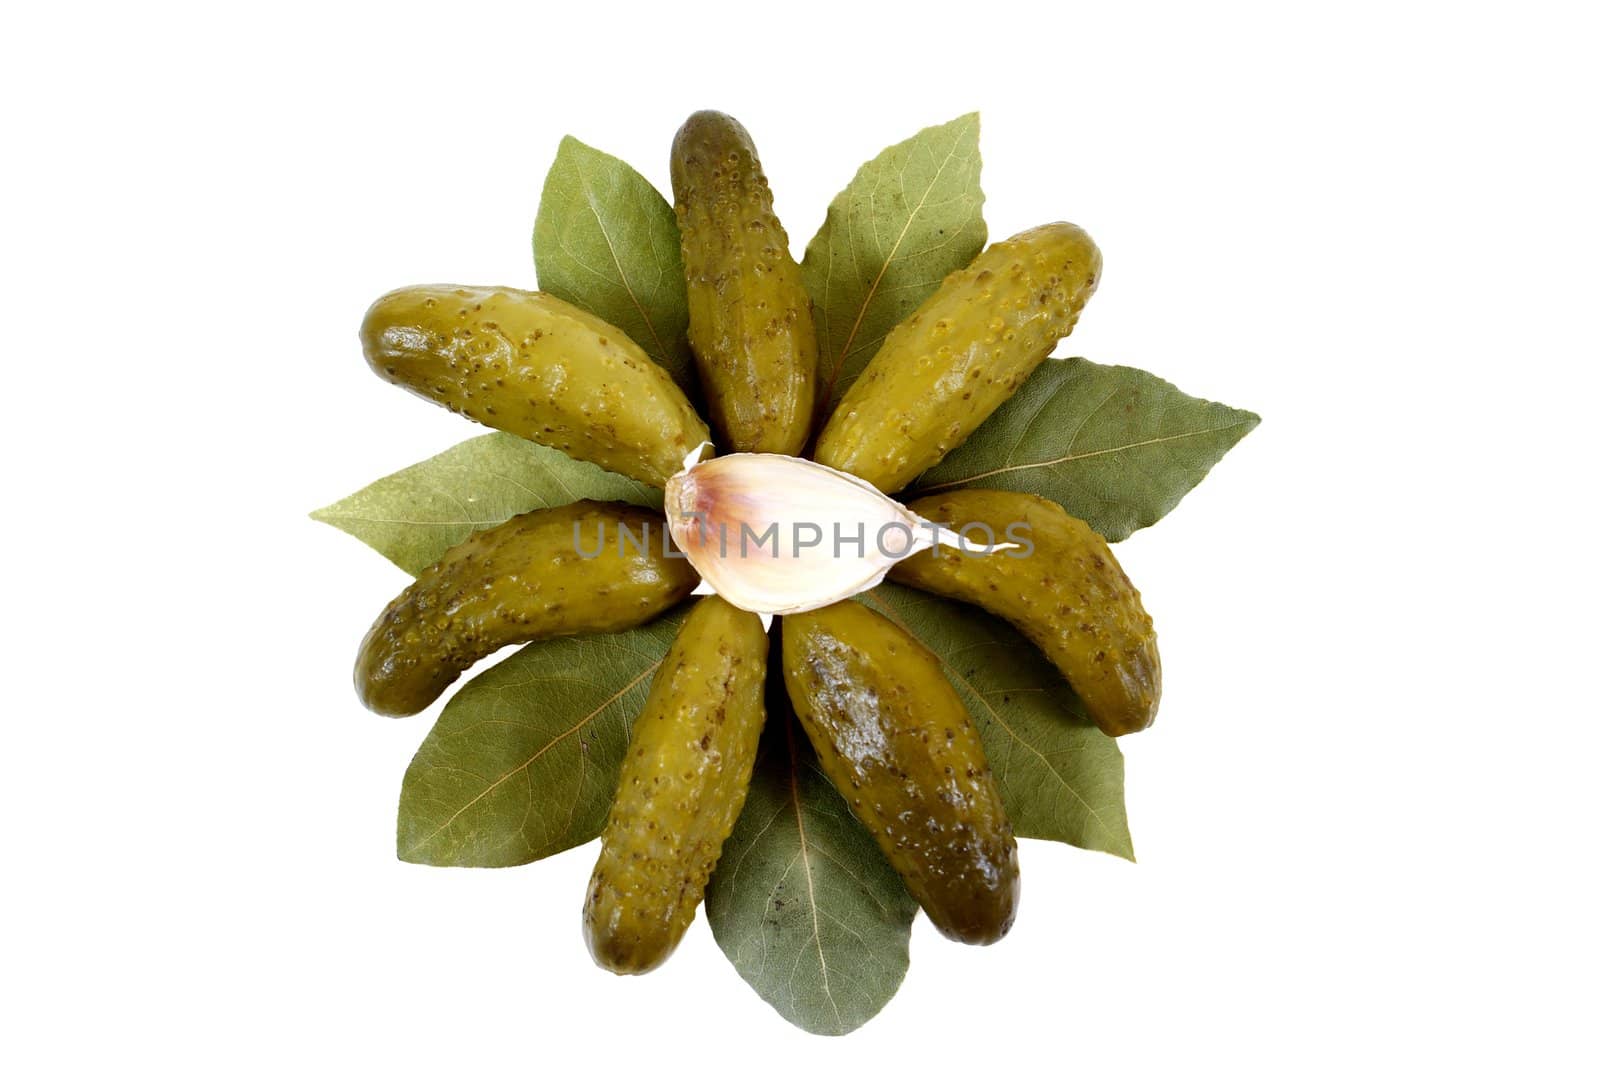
[664, 450, 970, 615]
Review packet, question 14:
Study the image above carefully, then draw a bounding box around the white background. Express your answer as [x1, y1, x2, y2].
[4, 2, 1596, 1067]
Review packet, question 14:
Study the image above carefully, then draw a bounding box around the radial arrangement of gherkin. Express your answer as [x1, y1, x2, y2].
[319, 109, 1258, 1035]
[356, 107, 1139, 975]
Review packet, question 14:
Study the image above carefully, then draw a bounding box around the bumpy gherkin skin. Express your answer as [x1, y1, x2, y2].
[355, 501, 697, 717]
[892, 489, 1161, 737]
[815, 222, 1102, 492]
[361, 285, 711, 487]
[781, 601, 1018, 944]
[584, 596, 768, 974]
[671, 111, 817, 455]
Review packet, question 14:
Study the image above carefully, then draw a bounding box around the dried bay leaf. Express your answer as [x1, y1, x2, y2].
[915, 357, 1260, 541]
[396, 606, 689, 867]
[802, 114, 986, 418]
[533, 135, 696, 391]
[312, 432, 659, 576]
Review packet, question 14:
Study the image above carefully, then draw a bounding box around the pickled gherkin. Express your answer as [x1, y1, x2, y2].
[355, 501, 696, 717]
[815, 223, 1101, 492]
[584, 596, 768, 974]
[892, 489, 1160, 737]
[781, 601, 1018, 944]
[361, 285, 711, 487]
[671, 111, 817, 455]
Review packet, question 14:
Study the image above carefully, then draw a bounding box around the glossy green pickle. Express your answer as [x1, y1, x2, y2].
[361, 285, 710, 487]
[815, 222, 1102, 492]
[893, 489, 1161, 737]
[671, 111, 817, 454]
[355, 501, 697, 717]
[781, 602, 1018, 944]
[584, 596, 768, 974]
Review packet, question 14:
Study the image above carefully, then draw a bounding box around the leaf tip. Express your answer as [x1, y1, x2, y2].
[948, 111, 982, 149]
[395, 822, 434, 867]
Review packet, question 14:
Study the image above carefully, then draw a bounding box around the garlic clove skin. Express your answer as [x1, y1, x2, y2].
[664, 450, 968, 615]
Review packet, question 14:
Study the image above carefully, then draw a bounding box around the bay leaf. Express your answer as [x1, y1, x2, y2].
[311, 432, 660, 576]
[532, 135, 697, 391]
[396, 605, 690, 867]
[801, 114, 986, 418]
[706, 642, 917, 1036]
[914, 357, 1260, 541]
[860, 584, 1135, 860]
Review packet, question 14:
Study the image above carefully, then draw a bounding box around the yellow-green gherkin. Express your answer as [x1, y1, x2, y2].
[815, 223, 1102, 492]
[781, 602, 1018, 944]
[361, 285, 710, 487]
[671, 111, 817, 455]
[355, 501, 697, 717]
[892, 489, 1161, 737]
[584, 596, 768, 974]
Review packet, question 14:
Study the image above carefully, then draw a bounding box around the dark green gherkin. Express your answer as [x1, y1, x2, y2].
[361, 285, 710, 487]
[355, 501, 697, 717]
[893, 489, 1162, 737]
[781, 601, 1019, 945]
[816, 222, 1102, 492]
[584, 596, 768, 974]
[671, 111, 817, 455]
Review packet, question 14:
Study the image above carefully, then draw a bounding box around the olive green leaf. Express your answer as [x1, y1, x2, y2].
[706, 646, 917, 1036]
[802, 113, 986, 418]
[913, 358, 1260, 542]
[397, 605, 691, 867]
[533, 135, 696, 391]
[311, 432, 660, 576]
[861, 584, 1135, 859]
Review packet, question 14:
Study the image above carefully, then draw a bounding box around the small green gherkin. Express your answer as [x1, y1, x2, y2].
[671, 111, 817, 455]
[355, 501, 697, 717]
[584, 596, 768, 975]
[892, 489, 1161, 737]
[361, 285, 710, 487]
[815, 222, 1102, 492]
[781, 601, 1019, 945]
